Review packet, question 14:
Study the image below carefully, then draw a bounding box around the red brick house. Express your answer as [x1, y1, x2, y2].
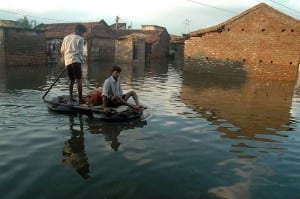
[114, 25, 170, 62]
[115, 33, 146, 64]
[184, 3, 300, 81]
[41, 22, 170, 64]
[40, 20, 115, 62]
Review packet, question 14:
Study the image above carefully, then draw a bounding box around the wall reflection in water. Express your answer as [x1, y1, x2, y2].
[87, 61, 142, 86]
[0, 65, 48, 91]
[86, 59, 169, 87]
[181, 71, 295, 143]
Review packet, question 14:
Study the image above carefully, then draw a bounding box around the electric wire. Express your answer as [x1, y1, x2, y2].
[261, 0, 300, 14]
[186, 0, 299, 19]
[186, 0, 239, 14]
[0, 9, 70, 23]
[255, 0, 300, 18]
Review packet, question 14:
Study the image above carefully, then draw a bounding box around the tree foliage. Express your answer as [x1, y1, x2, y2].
[16, 16, 37, 29]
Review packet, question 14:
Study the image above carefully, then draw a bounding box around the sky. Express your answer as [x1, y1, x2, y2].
[0, 0, 299, 35]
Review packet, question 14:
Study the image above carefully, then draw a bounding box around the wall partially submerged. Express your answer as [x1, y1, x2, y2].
[184, 3, 300, 81]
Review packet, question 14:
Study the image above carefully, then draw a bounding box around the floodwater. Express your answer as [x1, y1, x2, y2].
[0, 60, 299, 199]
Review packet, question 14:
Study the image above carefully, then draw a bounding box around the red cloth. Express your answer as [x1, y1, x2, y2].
[87, 87, 102, 105]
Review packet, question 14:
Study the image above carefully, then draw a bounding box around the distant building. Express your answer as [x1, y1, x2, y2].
[169, 34, 184, 66]
[39, 20, 115, 62]
[40, 21, 170, 64]
[115, 33, 146, 64]
[184, 3, 300, 81]
[0, 19, 19, 28]
[110, 23, 127, 30]
[141, 25, 165, 31]
[115, 27, 170, 62]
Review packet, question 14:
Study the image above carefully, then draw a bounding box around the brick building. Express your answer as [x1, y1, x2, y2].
[115, 25, 170, 62]
[184, 3, 300, 81]
[0, 27, 46, 67]
[40, 20, 115, 62]
[41, 22, 170, 64]
[115, 33, 146, 64]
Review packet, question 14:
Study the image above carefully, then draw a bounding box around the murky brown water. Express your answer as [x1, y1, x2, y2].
[0, 60, 299, 199]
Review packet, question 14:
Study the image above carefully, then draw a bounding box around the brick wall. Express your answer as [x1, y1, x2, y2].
[184, 4, 300, 81]
[115, 37, 145, 64]
[150, 31, 170, 59]
[88, 38, 115, 62]
[0, 28, 46, 66]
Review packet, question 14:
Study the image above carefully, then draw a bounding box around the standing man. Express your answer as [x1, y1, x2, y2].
[61, 23, 87, 104]
[102, 65, 143, 112]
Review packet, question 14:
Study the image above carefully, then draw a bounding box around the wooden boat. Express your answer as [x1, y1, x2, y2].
[44, 95, 144, 122]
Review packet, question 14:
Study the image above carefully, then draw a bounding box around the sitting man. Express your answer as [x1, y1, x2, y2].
[102, 65, 143, 113]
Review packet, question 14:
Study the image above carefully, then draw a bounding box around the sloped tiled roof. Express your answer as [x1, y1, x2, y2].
[190, 3, 300, 37]
[115, 29, 169, 43]
[40, 20, 114, 39]
[169, 34, 184, 42]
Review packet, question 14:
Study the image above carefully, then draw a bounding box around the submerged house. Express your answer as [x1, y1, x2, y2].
[0, 25, 46, 67]
[114, 25, 170, 63]
[41, 22, 170, 64]
[39, 20, 115, 62]
[184, 3, 300, 81]
[114, 33, 146, 64]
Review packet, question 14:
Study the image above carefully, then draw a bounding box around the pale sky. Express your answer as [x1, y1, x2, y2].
[0, 0, 299, 35]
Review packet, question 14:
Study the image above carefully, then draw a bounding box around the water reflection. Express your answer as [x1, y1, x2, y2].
[87, 61, 145, 87]
[0, 62, 6, 93]
[208, 158, 270, 199]
[62, 115, 90, 179]
[145, 59, 169, 75]
[181, 71, 295, 144]
[87, 118, 147, 151]
[62, 114, 147, 179]
[0, 65, 48, 91]
[87, 61, 115, 84]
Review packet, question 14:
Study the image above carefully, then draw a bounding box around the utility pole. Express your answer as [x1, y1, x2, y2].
[184, 19, 191, 33]
[116, 16, 120, 30]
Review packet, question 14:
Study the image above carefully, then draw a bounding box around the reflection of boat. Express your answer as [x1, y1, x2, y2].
[44, 95, 144, 122]
[87, 118, 147, 151]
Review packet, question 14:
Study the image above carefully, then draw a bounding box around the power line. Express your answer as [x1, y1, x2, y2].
[186, 0, 239, 14]
[255, 0, 300, 17]
[0, 9, 69, 23]
[184, 19, 191, 33]
[186, 0, 299, 19]
[266, 0, 300, 14]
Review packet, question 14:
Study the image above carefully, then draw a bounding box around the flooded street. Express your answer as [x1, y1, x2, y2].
[0, 60, 299, 199]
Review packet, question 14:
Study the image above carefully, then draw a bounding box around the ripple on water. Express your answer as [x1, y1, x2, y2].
[1, 64, 300, 198]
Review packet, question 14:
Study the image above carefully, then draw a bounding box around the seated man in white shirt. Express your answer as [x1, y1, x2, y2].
[102, 65, 143, 113]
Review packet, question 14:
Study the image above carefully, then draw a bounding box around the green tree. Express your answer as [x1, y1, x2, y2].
[16, 16, 37, 29]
